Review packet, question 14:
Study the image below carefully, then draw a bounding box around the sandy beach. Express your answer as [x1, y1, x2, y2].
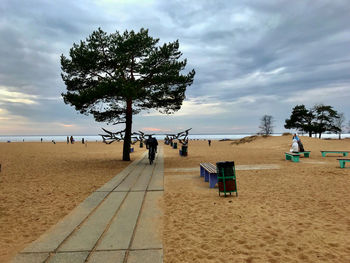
[163, 135, 350, 263]
[0, 141, 143, 262]
[1, 135, 350, 262]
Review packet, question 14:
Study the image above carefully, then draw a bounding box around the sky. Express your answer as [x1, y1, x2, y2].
[1, 0, 350, 135]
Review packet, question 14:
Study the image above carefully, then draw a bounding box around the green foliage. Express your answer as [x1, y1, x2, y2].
[312, 104, 340, 138]
[61, 28, 195, 160]
[285, 104, 340, 138]
[61, 28, 195, 122]
[284, 105, 314, 136]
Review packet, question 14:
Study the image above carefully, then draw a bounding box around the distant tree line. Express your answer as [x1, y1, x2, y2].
[284, 104, 345, 138]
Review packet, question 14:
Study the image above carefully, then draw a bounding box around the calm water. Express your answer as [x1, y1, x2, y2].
[0, 133, 349, 142]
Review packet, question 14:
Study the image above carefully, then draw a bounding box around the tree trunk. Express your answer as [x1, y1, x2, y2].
[123, 99, 132, 161]
[308, 131, 312, 137]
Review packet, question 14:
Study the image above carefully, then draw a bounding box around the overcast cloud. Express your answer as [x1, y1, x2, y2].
[1, 0, 350, 135]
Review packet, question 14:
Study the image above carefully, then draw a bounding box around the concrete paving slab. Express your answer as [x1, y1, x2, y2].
[59, 192, 126, 252]
[11, 253, 49, 263]
[15, 148, 163, 263]
[131, 191, 163, 250]
[236, 164, 280, 170]
[23, 191, 109, 253]
[148, 169, 164, 191]
[166, 167, 197, 172]
[302, 160, 326, 164]
[113, 163, 146, 192]
[127, 249, 162, 263]
[48, 252, 89, 263]
[96, 191, 144, 250]
[96, 152, 147, 192]
[87, 251, 125, 263]
[148, 148, 164, 191]
[131, 160, 154, 191]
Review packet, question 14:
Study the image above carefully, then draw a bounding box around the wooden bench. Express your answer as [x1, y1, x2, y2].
[285, 152, 300, 162]
[200, 162, 217, 188]
[295, 151, 311, 158]
[321, 151, 349, 157]
[337, 158, 350, 168]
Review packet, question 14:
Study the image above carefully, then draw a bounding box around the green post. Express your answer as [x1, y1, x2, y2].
[340, 160, 345, 168]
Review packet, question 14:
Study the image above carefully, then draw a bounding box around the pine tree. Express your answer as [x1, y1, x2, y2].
[61, 28, 195, 160]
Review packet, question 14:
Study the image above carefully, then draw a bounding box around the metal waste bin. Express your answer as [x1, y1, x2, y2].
[181, 145, 188, 156]
[216, 161, 237, 197]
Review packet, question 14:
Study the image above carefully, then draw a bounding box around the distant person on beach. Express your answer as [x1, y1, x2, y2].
[67, 136, 69, 144]
[293, 133, 300, 141]
[208, 139, 211, 146]
[52, 140, 56, 144]
[70, 136, 74, 144]
[290, 139, 299, 152]
[82, 138, 85, 144]
[41, 138, 43, 143]
[292, 133, 304, 152]
[297, 139, 304, 152]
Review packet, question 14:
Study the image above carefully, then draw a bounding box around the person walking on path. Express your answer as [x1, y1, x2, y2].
[208, 139, 211, 146]
[146, 135, 158, 164]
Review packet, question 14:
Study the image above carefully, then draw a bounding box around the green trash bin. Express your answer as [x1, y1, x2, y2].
[173, 142, 177, 149]
[216, 161, 237, 197]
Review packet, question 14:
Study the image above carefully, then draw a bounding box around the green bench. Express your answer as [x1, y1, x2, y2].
[321, 151, 349, 157]
[285, 152, 300, 162]
[337, 158, 350, 168]
[295, 151, 311, 158]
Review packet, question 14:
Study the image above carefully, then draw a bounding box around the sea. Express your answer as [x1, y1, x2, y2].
[1, 133, 349, 142]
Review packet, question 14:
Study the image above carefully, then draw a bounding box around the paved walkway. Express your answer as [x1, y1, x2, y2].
[12, 147, 164, 263]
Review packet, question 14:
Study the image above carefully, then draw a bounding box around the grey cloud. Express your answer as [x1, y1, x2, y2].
[1, 0, 350, 134]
